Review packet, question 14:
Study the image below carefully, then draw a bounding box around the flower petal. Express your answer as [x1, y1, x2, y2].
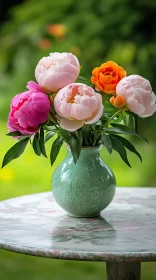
[85, 104, 104, 124]
[71, 103, 92, 120]
[26, 81, 45, 93]
[60, 118, 84, 131]
[127, 97, 145, 115]
[141, 104, 156, 117]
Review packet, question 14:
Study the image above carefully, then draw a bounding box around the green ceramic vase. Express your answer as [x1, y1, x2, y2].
[52, 146, 116, 217]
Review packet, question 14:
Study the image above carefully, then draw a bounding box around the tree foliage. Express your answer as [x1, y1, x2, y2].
[0, 0, 156, 123]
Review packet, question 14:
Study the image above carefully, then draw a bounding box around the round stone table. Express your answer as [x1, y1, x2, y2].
[0, 187, 156, 280]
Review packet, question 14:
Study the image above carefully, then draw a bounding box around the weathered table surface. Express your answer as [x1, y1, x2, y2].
[0, 187, 156, 280]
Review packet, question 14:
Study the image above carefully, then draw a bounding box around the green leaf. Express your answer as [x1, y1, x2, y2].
[92, 131, 100, 146]
[69, 131, 83, 164]
[102, 98, 118, 114]
[18, 136, 30, 141]
[32, 132, 41, 156]
[82, 125, 90, 146]
[7, 131, 23, 136]
[77, 75, 88, 81]
[112, 135, 142, 162]
[75, 129, 83, 140]
[110, 135, 131, 168]
[58, 128, 70, 144]
[130, 112, 139, 132]
[101, 132, 112, 154]
[75, 130, 80, 138]
[102, 111, 123, 124]
[50, 136, 63, 165]
[124, 114, 135, 130]
[1, 137, 29, 168]
[104, 124, 148, 142]
[44, 125, 58, 132]
[48, 112, 57, 123]
[39, 127, 47, 157]
[44, 131, 55, 143]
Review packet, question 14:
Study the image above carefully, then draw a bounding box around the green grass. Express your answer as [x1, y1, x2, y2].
[1, 250, 156, 280]
[0, 122, 156, 279]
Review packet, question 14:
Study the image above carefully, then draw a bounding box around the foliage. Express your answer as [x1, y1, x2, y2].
[2, 97, 147, 168]
[0, 0, 156, 119]
[0, 0, 155, 168]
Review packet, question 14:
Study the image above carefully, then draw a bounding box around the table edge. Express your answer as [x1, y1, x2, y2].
[1, 242, 156, 263]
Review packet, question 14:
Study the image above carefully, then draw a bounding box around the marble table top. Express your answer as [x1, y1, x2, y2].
[0, 188, 156, 262]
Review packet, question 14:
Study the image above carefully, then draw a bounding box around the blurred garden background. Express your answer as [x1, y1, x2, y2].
[0, 0, 156, 279]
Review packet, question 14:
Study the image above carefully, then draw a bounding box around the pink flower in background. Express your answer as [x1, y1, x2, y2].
[8, 81, 50, 136]
[35, 52, 80, 93]
[54, 83, 103, 131]
[116, 75, 156, 117]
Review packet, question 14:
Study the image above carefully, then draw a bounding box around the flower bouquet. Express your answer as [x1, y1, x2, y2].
[2, 52, 156, 217]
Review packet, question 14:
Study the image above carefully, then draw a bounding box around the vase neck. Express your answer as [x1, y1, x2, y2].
[66, 146, 101, 161]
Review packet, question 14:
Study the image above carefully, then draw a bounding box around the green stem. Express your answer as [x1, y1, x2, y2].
[104, 110, 121, 127]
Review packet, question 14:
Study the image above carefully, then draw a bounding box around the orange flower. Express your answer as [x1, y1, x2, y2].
[110, 95, 126, 108]
[91, 61, 126, 94]
[39, 39, 51, 50]
[47, 24, 67, 38]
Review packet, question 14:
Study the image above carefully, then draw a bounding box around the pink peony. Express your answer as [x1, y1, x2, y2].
[35, 52, 80, 93]
[116, 75, 156, 117]
[8, 81, 50, 136]
[54, 83, 104, 131]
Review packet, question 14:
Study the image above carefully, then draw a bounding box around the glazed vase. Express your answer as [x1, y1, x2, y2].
[52, 146, 116, 217]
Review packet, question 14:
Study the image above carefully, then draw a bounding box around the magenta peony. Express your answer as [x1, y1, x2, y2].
[35, 52, 80, 93]
[8, 81, 50, 136]
[54, 83, 103, 131]
[116, 75, 156, 117]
